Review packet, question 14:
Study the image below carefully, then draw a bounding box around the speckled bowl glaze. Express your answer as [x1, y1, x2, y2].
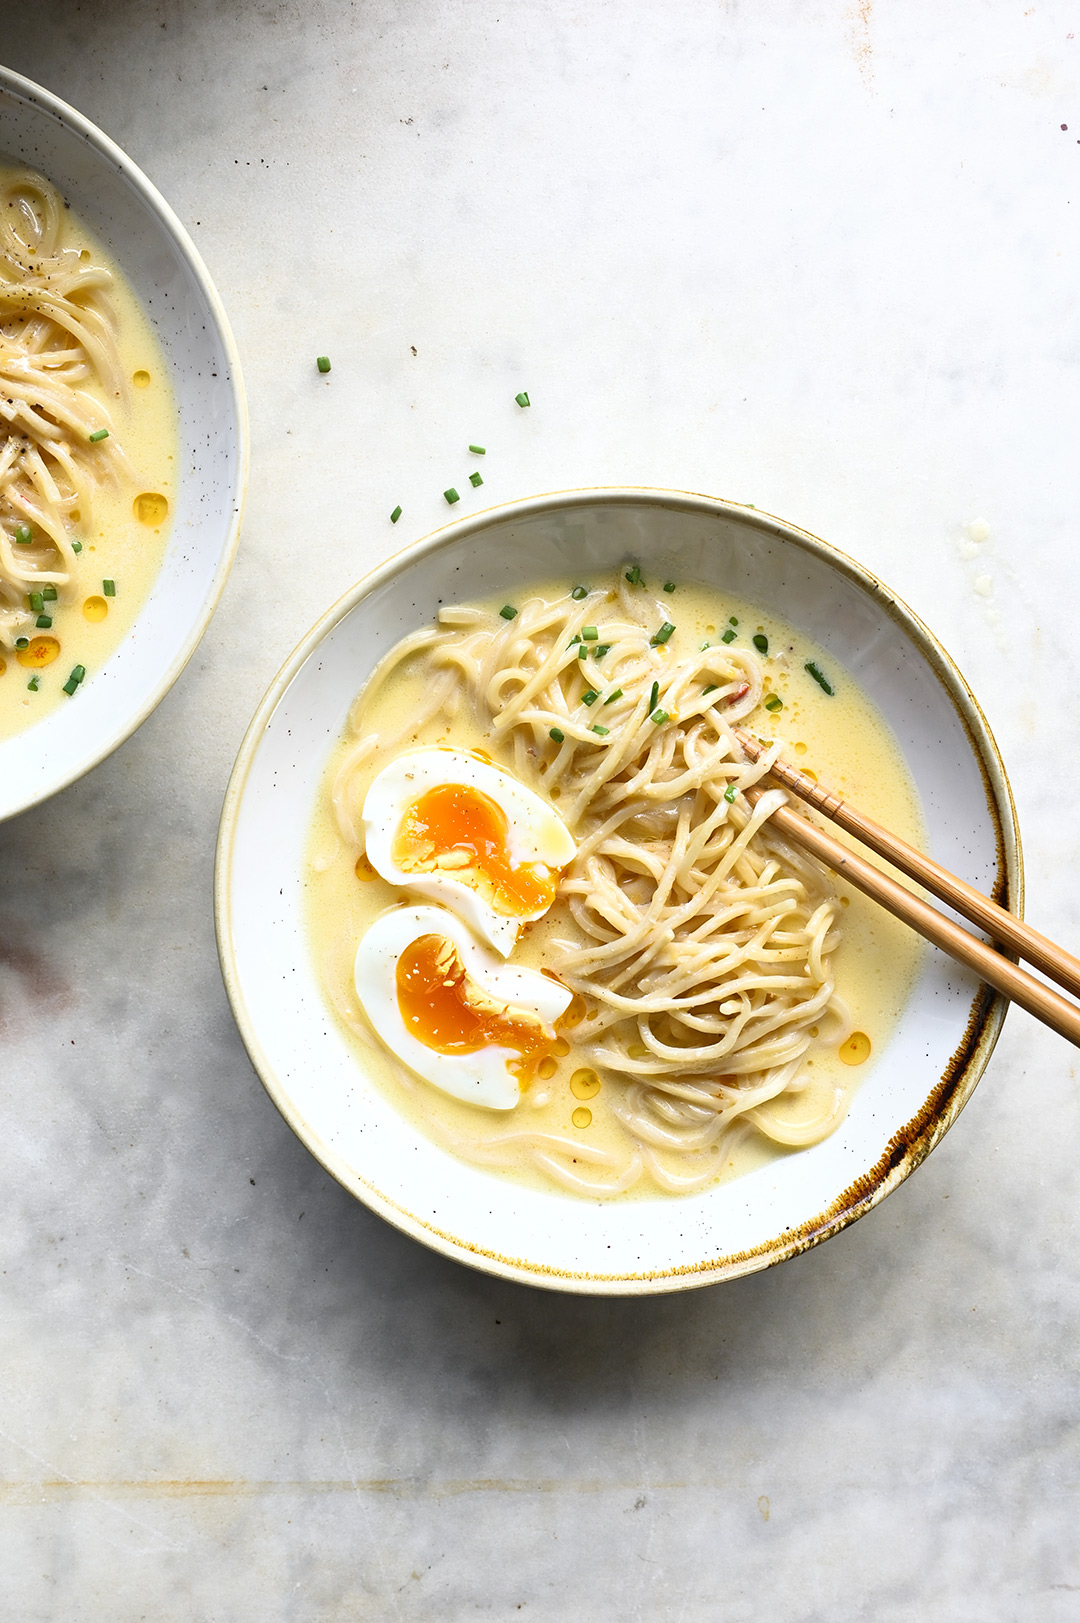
[217, 490, 1020, 1295]
[0, 66, 246, 823]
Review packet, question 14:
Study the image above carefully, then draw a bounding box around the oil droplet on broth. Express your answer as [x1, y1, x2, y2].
[134, 491, 169, 525]
[132, 369, 151, 388]
[560, 993, 587, 1028]
[537, 1056, 558, 1080]
[571, 1106, 592, 1128]
[83, 595, 108, 622]
[839, 1031, 872, 1066]
[551, 1036, 570, 1058]
[16, 636, 60, 669]
[570, 1068, 601, 1100]
[354, 854, 377, 881]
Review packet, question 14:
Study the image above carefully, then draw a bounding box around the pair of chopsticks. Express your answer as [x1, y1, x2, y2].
[734, 728, 1080, 1049]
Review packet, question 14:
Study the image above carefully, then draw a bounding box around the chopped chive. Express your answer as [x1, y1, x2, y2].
[568, 633, 580, 645]
[71, 540, 82, 553]
[650, 709, 669, 725]
[625, 564, 642, 585]
[42, 585, 57, 601]
[14, 524, 32, 545]
[499, 604, 517, 620]
[702, 684, 719, 696]
[469, 472, 483, 488]
[15, 636, 29, 649]
[764, 693, 783, 712]
[650, 622, 675, 646]
[700, 641, 710, 651]
[390, 505, 402, 524]
[752, 633, 769, 655]
[515, 391, 530, 407]
[27, 676, 39, 691]
[578, 645, 587, 660]
[469, 444, 486, 455]
[663, 581, 676, 593]
[581, 626, 598, 640]
[724, 784, 737, 803]
[592, 644, 610, 659]
[316, 355, 331, 373]
[28, 591, 43, 612]
[581, 689, 599, 706]
[62, 679, 78, 695]
[806, 661, 835, 695]
[35, 614, 52, 629]
[729, 616, 738, 626]
[71, 665, 86, 682]
[721, 628, 736, 644]
[549, 727, 565, 743]
[102, 579, 116, 597]
[603, 688, 623, 705]
[649, 680, 659, 712]
[591, 723, 610, 736]
[444, 487, 460, 505]
[571, 585, 588, 600]
[88, 428, 109, 442]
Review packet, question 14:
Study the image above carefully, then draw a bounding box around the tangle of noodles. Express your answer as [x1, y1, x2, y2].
[0, 169, 129, 654]
[332, 572, 858, 1198]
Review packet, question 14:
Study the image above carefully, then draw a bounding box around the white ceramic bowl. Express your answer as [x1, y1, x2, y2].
[0, 66, 246, 822]
[217, 490, 1019, 1294]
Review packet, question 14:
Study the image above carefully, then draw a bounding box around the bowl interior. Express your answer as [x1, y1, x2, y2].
[219, 492, 1016, 1293]
[0, 70, 244, 822]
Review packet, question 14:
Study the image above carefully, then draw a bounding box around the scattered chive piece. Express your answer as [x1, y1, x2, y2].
[592, 644, 610, 659]
[71, 540, 82, 553]
[390, 505, 402, 524]
[571, 585, 588, 601]
[316, 355, 331, 373]
[650, 621, 675, 646]
[663, 581, 676, 593]
[469, 472, 483, 488]
[625, 564, 642, 585]
[752, 633, 769, 655]
[35, 614, 52, 629]
[469, 444, 486, 455]
[806, 661, 835, 695]
[28, 592, 43, 612]
[515, 391, 530, 407]
[444, 488, 460, 505]
[764, 693, 783, 712]
[499, 604, 517, 620]
[604, 688, 623, 705]
[62, 678, 78, 695]
[724, 784, 737, 803]
[703, 684, 718, 695]
[582, 689, 599, 706]
[14, 523, 32, 544]
[15, 636, 29, 649]
[729, 616, 738, 626]
[581, 626, 598, 640]
[651, 709, 669, 725]
[42, 585, 57, 601]
[721, 628, 736, 644]
[103, 579, 116, 597]
[71, 665, 86, 681]
[88, 428, 109, 442]
[27, 676, 39, 691]
[649, 680, 659, 712]
[549, 727, 565, 743]
[578, 645, 587, 660]
[591, 723, 609, 736]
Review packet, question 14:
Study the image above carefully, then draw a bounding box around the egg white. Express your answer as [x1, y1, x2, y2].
[362, 748, 576, 956]
[354, 904, 573, 1110]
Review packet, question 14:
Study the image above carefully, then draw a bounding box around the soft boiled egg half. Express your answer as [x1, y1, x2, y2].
[354, 905, 574, 1109]
[362, 748, 576, 956]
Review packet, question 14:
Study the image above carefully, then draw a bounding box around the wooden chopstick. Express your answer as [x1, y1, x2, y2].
[735, 726, 1080, 1003]
[735, 755, 1080, 1049]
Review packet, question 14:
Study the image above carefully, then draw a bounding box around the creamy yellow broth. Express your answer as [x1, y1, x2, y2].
[0, 165, 177, 740]
[305, 579, 925, 1200]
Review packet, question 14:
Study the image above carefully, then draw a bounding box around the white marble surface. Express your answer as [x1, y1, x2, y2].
[1, 2, 1078, 1617]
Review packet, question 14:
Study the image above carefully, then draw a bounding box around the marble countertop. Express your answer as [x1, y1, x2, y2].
[3, 3, 1079, 1618]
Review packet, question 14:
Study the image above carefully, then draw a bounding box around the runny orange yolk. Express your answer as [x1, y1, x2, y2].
[396, 934, 551, 1061]
[393, 782, 558, 918]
